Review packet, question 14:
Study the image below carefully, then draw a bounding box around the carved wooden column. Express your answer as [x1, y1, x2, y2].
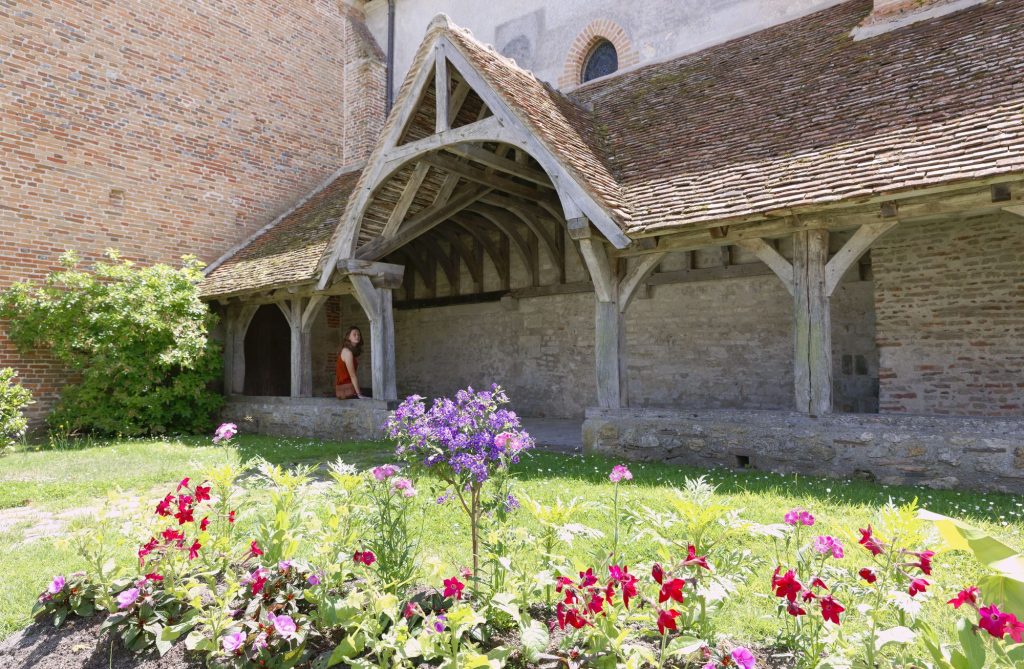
[276, 296, 324, 398]
[223, 302, 258, 395]
[344, 260, 404, 402]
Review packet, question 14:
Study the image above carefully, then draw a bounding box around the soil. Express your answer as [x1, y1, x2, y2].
[0, 616, 202, 669]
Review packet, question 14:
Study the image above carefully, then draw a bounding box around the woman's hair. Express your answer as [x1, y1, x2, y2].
[341, 326, 363, 357]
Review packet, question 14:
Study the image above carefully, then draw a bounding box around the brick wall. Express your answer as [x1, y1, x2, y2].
[0, 0, 384, 423]
[873, 213, 1024, 416]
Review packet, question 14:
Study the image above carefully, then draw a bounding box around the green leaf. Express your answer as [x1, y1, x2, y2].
[875, 626, 916, 651]
[519, 619, 549, 663]
[666, 635, 705, 658]
[956, 618, 986, 669]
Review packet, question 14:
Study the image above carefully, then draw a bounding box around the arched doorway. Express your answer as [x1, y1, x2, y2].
[243, 304, 290, 396]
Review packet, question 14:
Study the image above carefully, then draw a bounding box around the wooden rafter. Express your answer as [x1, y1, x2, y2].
[443, 142, 555, 188]
[464, 209, 536, 285]
[476, 200, 563, 281]
[450, 217, 508, 290]
[433, 225, 483, 290]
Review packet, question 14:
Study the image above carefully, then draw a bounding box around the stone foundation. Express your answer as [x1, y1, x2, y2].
[223, 396, 390, 442]
[583, 407, 1024, 493]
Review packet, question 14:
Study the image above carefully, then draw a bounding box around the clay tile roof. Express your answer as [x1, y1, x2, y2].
[571, 0, 1024, 234]
[441, 21, 634, 227]
[199, 168, 362, 298]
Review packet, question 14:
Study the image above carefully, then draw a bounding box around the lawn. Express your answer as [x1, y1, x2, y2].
[1, 434, 1022, 656]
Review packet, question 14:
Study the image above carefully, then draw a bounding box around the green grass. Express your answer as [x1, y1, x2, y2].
[1, 436, 1022, 655]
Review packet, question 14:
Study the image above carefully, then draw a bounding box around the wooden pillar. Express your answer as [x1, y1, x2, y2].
[577, 230, 623, 409]
[792, 229, 832, 415]
[350, 275, 398, 401]
[276, 297, 320, 398]
[224, 303, 257, 395]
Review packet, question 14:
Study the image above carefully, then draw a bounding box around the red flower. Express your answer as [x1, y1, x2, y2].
[144, 573, 163, 582]
[659, 577, 685, 604]
[138, 537, 159, 565]
[858, 526, 884, 556]
[652, 563, 664, 585]
[403, 601, 417, 619]
[194, 484, 211, 502]
[587, 591, 605, 615]
[555, 576, 573, 592]
[947, 586, 979, 609]
[555, 603, 588, 629]
[809, 577, 829, 591]
[657, 609, 680, 635]
[250, 571, 268, 595]
[979, 604, 1007, 638]
[908, 578, 929, 597]
[771, 568, 803, 602]
[188, 541, 201, 560]
[786, 600, 807, 617]
[249, 540, 263, 558]
[161, 528, 184, 543]
[228, 510, 236, 524]
[443, 577, 465, 600]
[174, 505, 194, 525]
[820, 596, 844, 624]
[904, 550, 934, 575]
[683, 544, 710, 570]
[1006, 614, 1024, 644]
[352, 550, 376, 565]
[177, 477, 190, 491]
[858, 568, 877, 584]
[609, 566, 638, 609]
[155, 494, 174, 517]
[578, 568, 597, 588]
[200, 517, 209, 531]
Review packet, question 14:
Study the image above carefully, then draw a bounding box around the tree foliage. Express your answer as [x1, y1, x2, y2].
[0, 367, 32, 450]
[0, 251, 222, 436]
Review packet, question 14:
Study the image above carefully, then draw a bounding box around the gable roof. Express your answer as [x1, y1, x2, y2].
[570, 0, 1024, 234]
[199, 167, 362, 298]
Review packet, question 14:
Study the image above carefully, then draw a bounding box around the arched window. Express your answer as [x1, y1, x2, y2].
[581, 40, 618, 83]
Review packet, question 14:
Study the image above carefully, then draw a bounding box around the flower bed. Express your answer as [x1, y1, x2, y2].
[23, 386, 1024, 668]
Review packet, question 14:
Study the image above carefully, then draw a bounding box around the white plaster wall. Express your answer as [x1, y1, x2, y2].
[363, 0, 845, 93]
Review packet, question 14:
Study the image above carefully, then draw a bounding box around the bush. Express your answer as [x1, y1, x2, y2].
[0, 367, 32, 451]
[0, 250, 222, 436]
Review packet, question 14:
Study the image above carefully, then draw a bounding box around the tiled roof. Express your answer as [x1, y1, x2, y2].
[442, 23, 634, 227]
[199, 168, 361, 298]
[571, 0, 1024, 234]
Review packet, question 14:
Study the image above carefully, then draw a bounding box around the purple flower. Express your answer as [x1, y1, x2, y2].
[48, 576, 65, 595]
[278, 560, 292, 573]
[117, 587, 141, 609]
[784, 508, 815, 527]
[813, 535, 845, 559]
[504, 493, 520, 512]
[731, 647, 756, 669]
[372, 464, 399, 481]
[307, 572, 321, 586]
[222, 631, 245, 653]
[213, 422, 237, 443]
[609, 464, 633, 483]
[268, 612, 297, 640]
[251, 632, 268, 651]
[430, 613, 448, 634]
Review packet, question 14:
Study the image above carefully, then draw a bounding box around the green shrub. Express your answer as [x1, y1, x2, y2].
[0, 251, 222, 436]
[0, 367, 32, 451]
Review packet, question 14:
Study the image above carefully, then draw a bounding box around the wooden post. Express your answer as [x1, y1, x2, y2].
[578, 234, 623, 409]
[224, 303, 257, 395]
[276, 298, 316, 398]
[792, 230, 832, 415]
[350, 275, 398, 401]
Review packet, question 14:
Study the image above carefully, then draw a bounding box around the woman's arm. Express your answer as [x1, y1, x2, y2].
[340, 348, 364, 398]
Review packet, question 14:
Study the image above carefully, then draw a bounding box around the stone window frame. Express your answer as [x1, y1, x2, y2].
[559, 19, 638, 89]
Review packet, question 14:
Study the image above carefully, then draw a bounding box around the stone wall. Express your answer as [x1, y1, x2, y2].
[873, 213, 1024, 417]
[223, 396, 389, 443]
[0, 0, 384, 423]
[584, 407, 1024, 493]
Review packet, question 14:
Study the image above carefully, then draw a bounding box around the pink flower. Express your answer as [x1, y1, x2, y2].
[48, 576, 65, 595]
[403, 601, 418, 619]
[948, 586, 979, 609]
[813, 535, 844, 559]
[784, 508, 814, 526]
[980, 604, 1007, 638]
[251, 631, 268, 651]
[222, 631, 245, 653]
[213, 422, 237, 443]
[307, 573, 321, 586]
[249, 540, 263, 558]
[443, 576, 465, 600]
[609, 465, 633, 483]
[657, 608, 680, 635]
[268, 612, 297, 639]
[278, 560, 292, 573]
[731, 647, 756, 669]
[494, 433, 511, 449]
[1007, 614, 1024, 643]
[117, 587, 141, 609]
[858, 526, 884, 555]
[908, 578, 929, 597]
[372, 464, 398, 481]
[392, 477, 416, 498]
[245, 567, 269, 595]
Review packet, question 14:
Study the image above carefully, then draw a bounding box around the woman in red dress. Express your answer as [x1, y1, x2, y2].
[335, 326, 365, 400]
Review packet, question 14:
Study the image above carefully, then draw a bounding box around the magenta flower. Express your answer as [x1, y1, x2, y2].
[784, 508, 814, 526]
[731, 647, 756, 669]
[213, 422, 237, 443]
[48, 576, 65, 595]
[117, 587, 141, 609]
[948, 586, 979, 609]
[813, 535, 844, 559]
[443, 576, 465, 600]
[307, 572, 321, 586]
[268, 612, 297, 640]
[908, 578, 930, 597]
[609, 464, 633, 483]
[372, 464, 399, 481]
[222, 631, 245, 653]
